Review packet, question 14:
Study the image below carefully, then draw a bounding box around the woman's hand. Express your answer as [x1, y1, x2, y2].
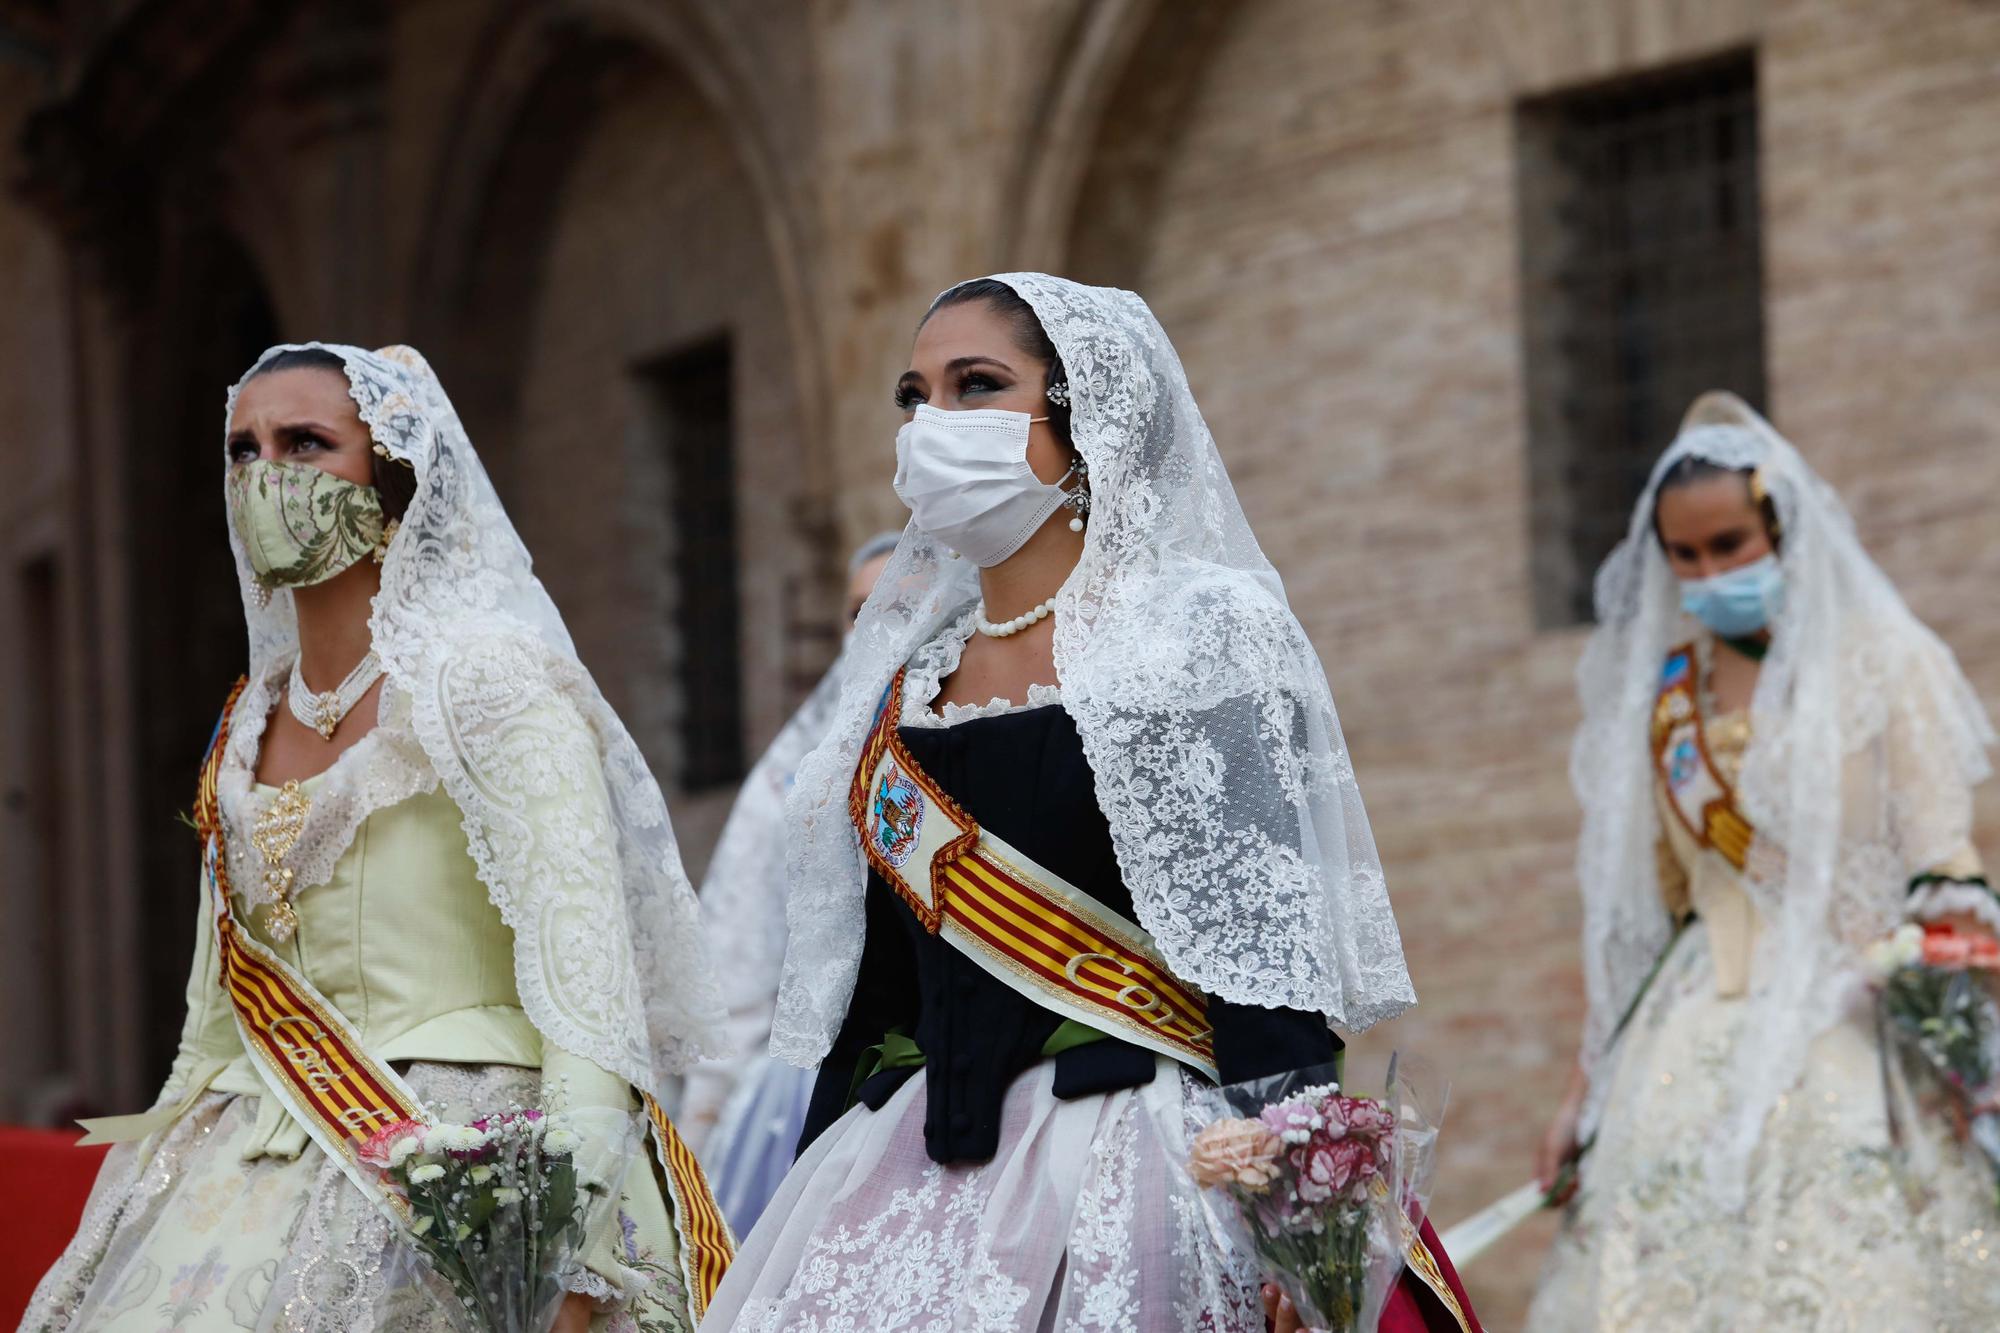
[551, 1292, 592, 1333]
[1536, 1062, 1591, 1204]
[1262, 1281, 1321, 1333]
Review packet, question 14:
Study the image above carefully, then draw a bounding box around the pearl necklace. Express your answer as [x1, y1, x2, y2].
[288, 651, 385, 740]
[975, 596, 1056, 639]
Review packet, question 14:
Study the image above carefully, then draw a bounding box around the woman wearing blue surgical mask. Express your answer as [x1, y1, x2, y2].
[1528, 392, 2000, 1329]
[702, 276, 1481, 1332]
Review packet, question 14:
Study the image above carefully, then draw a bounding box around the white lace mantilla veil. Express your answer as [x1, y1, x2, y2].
[699, 662, 845, 1044]
[222, 342, 725, 1095]
[1572, 390, 1996, 1194]
[770, 273, 1415, 1067]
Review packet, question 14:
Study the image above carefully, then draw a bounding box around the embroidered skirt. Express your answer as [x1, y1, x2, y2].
[704, 1058, 1270, 1332]
[23, 1063, 690, 1333]
[1527, 924, 2000, 1331]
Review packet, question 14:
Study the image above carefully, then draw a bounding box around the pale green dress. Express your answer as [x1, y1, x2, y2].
[24, 683, 692, 1333]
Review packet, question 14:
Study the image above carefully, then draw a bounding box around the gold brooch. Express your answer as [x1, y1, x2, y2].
[252, 779, 311, 943]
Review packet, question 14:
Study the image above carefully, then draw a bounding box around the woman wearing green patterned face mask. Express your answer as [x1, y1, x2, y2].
[223, 348, 412, 777]
[26, 344, 731, 1333]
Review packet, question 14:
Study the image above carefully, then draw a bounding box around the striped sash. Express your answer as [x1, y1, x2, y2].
[195, 678, 426, 1223]
[647, 1098, 733, 1322]
[1651, 644, 1755, 870]
[850, 671, 1217, 1078]
[195, 679, 731, 1315]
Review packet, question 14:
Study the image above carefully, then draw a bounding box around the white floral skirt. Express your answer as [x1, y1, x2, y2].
[23, 1063, 690, 1333]
[703, 1058, 1266, 1332]
[1528, 925, 2000, 1332]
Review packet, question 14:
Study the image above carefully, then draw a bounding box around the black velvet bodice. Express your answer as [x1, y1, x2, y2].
[798, 702, 1338, 1164]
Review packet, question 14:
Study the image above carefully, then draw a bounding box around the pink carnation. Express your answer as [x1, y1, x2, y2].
[356, 1118, 425, 1169]
[1295, 1135, 1384, 1205]
[1260, 1096, 1333, 1145]
[1338, 1097, 1396, 1142]
[1189, 1118, 1286, 1193]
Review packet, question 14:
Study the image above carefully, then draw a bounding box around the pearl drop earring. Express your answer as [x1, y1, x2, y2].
[1060, 455, 1091, 533]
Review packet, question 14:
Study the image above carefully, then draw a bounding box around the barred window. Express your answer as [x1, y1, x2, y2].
[1516, 51, 1767, 627]
[638, 338, 744, 791]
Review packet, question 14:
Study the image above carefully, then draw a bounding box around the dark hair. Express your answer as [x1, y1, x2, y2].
[922, 278, 1073, 447]
[247, 347, 417, 523]
[1652, 455, 1781, 549]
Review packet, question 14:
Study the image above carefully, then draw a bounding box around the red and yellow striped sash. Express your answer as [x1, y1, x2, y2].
[646, 1096, 734, 1322]
[1651, 645, 1756, 871]
[196, 678, 425, 1219]
[850, 671, 1217, 1078]
[199, 680, 733, 1307]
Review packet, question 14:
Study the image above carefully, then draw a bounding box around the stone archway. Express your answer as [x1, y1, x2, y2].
[409, 4, 833, 865]
[998, 0, 1235, 282]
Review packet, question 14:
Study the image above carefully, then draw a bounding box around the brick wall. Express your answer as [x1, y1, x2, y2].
[509, 65, 817, 861]
[1023, 1, 2000, 1322]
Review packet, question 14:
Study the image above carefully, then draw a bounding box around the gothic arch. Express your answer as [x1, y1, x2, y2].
[409, 0, 825, 485]
[998, 0, 1237, 285]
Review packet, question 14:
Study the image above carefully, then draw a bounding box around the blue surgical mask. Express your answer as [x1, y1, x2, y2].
[1679, 553, 1785, 637]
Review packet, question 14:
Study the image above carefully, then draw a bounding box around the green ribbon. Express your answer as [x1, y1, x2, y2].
[846, 1019, 1110, 1110]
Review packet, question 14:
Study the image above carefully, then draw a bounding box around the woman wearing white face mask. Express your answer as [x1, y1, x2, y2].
[701, 276, 1480, 1332]
[1528, 393, 2000, 1330]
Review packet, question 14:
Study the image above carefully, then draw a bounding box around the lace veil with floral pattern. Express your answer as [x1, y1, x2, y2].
[223, 343, 725, 1095]
[771, 274, 1415, 1067]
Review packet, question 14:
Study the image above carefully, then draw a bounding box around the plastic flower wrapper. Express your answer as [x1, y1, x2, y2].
[363, 1103, 643, 1333]
[1871, 920, 2000, 1209]
[1186, 1055, 1448, 1332]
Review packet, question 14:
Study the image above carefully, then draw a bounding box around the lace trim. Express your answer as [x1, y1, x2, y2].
[557, 1258, 638, 1308]
[217, 657, 440, 905]
[899, 604, 1064, 729]
[1907, 879, 2000, 935]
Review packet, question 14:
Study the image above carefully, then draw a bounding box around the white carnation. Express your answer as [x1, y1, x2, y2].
[420, 1124, 489, 1154]
[1866, 922, 1926, 979]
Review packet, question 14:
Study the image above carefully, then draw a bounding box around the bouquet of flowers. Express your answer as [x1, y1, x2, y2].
[1187, 1058, 1445, 1332]
[360, 1106, 640, 1333]
[1869, 920, 2000, 1208]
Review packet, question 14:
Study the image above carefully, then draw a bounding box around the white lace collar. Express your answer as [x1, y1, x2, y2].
[899, 604, 1064, 730]
[217, 656, 440, 905]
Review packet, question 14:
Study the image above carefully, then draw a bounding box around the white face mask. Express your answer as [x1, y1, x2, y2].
[893, 404, 1071, 567]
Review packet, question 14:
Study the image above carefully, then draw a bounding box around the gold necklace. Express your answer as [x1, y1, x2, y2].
[251, 778, 312, 942]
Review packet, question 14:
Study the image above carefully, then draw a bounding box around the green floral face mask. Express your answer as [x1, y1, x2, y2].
[227, 459, 387, 590]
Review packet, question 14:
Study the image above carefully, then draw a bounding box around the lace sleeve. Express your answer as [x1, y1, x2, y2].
[543, 1045, 647, 1309]
[415, 634, 689, 1091]
[1875, 633, 1992, 903]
